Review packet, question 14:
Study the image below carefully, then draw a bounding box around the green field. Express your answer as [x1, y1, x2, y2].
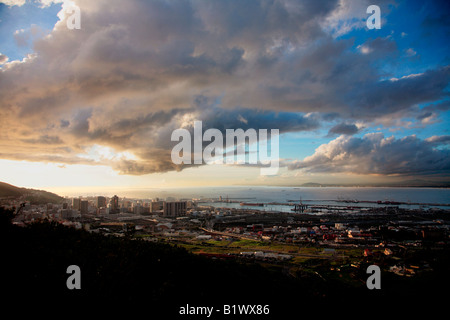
[161, 236, 365, 266]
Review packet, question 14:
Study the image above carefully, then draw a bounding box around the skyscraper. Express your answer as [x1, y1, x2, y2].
[110, 195, 119, 214]
[150, 200, 164, 213]
[72, 198, 81, 210]
[80, 200, 88, 215]
[97, 196, 106, 208]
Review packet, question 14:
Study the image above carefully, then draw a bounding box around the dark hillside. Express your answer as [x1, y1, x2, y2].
[0, 181, 64, 204]
[1, 207, 446, 318]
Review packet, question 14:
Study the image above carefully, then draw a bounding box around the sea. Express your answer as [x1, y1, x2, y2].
[71, 186, 450, 212]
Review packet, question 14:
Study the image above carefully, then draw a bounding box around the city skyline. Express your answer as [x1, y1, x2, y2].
[0, 0, 449, 194]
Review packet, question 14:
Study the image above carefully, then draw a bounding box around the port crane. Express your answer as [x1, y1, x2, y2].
[292, 196, 307, 213]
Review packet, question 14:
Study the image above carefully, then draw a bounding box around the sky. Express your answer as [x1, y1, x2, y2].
[0, 0, 449, 194]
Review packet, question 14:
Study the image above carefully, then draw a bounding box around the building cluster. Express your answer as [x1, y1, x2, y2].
[7, 195, 449, 248]
[4, 194, 449, 279]
[239, 251, 293, 261]
[4, 194, 194, 230]
[222, 219, 448, 249]
[67, 195, 189, 217]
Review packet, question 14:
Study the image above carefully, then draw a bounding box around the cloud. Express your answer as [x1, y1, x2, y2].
[357, 44, 372, 54]
[13, 29, 31, 47]
[372, 99, 450, 129]
[288, 133, 450, 176]
[0, 0, 66, 8]
[0, 0, 26, 7]
[0, 0, 449, 177]
[321, 0, 395, 37]
[38, 0, 64, 8]
[405, 48, 417, 57]
[2, 1, 447, 120]
[21, 134, 64, 145]
[352, 67, 450, 119]
[425, 135, 450, 145]
[327, 122, 360, 136]
[0, 53, 8, 64]
[13, 25, 48, 48]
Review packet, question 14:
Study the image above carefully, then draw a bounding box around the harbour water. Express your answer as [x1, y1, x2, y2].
[110, 186, 450, 212]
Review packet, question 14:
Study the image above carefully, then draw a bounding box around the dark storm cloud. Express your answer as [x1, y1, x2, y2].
[327, 123, 360, 136]
[425, 135, 450, 145]
[191, 95, 320, 134]
[288, 133, 450, 176]
[21, 134, 64, 145]
[349, 66, 450, 119]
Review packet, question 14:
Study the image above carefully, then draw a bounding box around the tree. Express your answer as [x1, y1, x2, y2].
[0, 206, 14, 230]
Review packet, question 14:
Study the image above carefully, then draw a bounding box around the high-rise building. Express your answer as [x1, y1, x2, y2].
[97, 196, 106, 208]
[163, 201, 187, 217]
[123, 200, 132, 212]
[150, 200, 164, 213]
[80, 200, 88, 215]
[72, 198, 81, 210]
[109, 195, 119, 214]
[133, 203, 142, 215]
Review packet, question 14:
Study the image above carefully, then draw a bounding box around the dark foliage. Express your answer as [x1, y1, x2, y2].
[1, 206, 448, 318]
[0, 207, 313, 317]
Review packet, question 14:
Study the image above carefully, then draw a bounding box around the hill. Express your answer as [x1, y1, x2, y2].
[0, 181, 24, 197]
[0, 181, 64, 204]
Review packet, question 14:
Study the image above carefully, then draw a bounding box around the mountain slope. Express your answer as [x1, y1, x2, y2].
[0, 181, 25, 197]
[0, 181, 64, 204]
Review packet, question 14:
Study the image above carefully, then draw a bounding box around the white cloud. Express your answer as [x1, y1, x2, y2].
[389, 72, 423, 82]
[38, 0, 64, 7]
[237, 115, 248, 125]
[0, 53, 8, 64]
[322, 0, 395, 37]
[425, 135, 450, 144]
[405, 48, 417, 57]
[0, 0, 26, 7]
[357, 44, 372, 54]
[321, 0, 369, 37]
